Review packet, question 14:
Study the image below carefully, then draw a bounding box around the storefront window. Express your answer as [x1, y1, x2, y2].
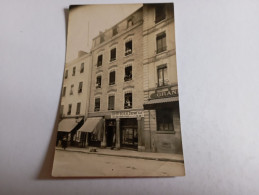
[156, 108, 174, 131]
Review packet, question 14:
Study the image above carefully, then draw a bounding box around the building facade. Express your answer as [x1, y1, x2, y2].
[57, 51, 92, 146]
[57, 3, 183, 154]
[142, 4, 182, 154]
[87, 7, 145, 151]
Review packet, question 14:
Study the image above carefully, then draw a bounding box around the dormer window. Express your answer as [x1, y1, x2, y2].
[100, 34, 104, 43]
[127, 19, 133, 28]
[112, 27, 118, 36]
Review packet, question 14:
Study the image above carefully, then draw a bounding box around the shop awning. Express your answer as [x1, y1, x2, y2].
[143, 97, 179, 109]
[78, 117, 103, 133]
[58, 118, 78, 132]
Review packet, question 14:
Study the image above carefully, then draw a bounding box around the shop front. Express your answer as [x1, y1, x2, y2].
[108, 110, 144, 151]
[144, 85, 183, 154]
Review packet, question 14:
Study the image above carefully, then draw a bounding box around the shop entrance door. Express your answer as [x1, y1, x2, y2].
[120, 118, 138, 150]
[106, 119, 116, 147]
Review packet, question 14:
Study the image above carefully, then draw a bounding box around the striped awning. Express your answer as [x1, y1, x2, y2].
[58, 118, 78, 132]
[78, 117, 103, 133]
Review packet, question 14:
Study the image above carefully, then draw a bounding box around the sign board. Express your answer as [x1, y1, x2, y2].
[111, 110, 144, 118]
[150, 87, 178, 99]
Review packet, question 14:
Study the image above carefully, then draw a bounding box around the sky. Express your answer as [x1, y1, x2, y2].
[65, 4, 142, 62]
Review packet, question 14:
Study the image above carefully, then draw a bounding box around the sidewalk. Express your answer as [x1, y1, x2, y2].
[56, 146, 184, 163]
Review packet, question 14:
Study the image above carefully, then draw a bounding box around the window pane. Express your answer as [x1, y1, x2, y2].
[109, 71, 115, 85]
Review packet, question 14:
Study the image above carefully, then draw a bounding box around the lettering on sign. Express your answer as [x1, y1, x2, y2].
[111, 110, 144, 118]
[150, 87, 178, 99]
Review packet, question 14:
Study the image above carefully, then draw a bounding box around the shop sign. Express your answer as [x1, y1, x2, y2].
[111, 110, 144, 118]
[150, 87, 178, 99]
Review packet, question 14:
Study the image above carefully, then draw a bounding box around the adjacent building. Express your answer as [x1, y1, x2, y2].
[142, 4, 182, 154]
[57, 51, 92, 147]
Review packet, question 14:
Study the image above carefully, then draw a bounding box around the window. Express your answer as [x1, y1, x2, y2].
[157, 109, 174, 131]
[62, 87, 66, 96]
[100, 34, 104, 43]
[67, 104, 72, 115]
[96, 76, 102, 88]
[156, 32, 166, 53]
[60, 105, 64, 116]
[155, 4, 166, 23]
[78, 82, 83, 93]
[125, 40, 132, 56]
[76, 102, 81, 115]
[65, 70, 68, 79]
[157, 65, 168, 87]
[95, 98, 100, 111]
[127, 19, 133, 28]
[109, 71, 115, 85]
[124, 93, 132, 109]
[70, 84, 74, 95]
[72, 67, 76, 76]
[112, 27, 118, 36]
[80, 63, 84, 73]
[124, 66, 132, 81]
[97, 55, 103, 67]
[108, 95, 115, 110]
[110, 48, 116, 62]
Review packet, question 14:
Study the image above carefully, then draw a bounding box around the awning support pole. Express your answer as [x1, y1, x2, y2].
[115, 118, 120, 149]
[101, 118, 106, 148]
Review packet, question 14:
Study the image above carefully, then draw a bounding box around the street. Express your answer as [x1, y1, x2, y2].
[52, 150, 185, 177]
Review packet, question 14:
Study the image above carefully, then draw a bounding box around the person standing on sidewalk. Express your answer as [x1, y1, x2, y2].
[61, 136, 67, 150]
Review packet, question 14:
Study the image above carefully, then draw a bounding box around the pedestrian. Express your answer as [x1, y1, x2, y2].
[61, 136, 67, 150]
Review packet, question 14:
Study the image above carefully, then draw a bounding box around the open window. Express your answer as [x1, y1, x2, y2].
[109, 71, 116, 85]
[125, 40, 132, 56]
[97, 55, 103, 67]
[64, 70, 68, 79]
[62, 87, 66, 97]
[76, 102, 81, 115]
[78, 82, 83, 93]
[80, 63, 84, 73]
[67, 104, 72, 115]
[124, 66, 132, 81]
[72, 67, 76, 76]
[157, 65, 168, 87]
[124, 93, 132, 109]
[96, 76, 102, 88]
[95, 98, 100, 112]
[70, 84, 74, 95]
[110, 48, 116, 62]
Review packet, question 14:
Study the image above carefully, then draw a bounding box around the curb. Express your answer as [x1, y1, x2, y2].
[56, 148, 184, 163]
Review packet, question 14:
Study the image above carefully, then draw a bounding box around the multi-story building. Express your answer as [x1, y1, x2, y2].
[57, 3, 183, 154]
[87, 7, 145, 150]
[57, 51, 92, 147]
[142, 4, 183, 154]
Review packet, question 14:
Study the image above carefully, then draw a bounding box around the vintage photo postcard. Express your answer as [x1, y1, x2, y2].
[52, 3, 185, 177]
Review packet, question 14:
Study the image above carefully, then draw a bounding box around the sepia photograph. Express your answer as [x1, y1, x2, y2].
[52, 3, 185, 177]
